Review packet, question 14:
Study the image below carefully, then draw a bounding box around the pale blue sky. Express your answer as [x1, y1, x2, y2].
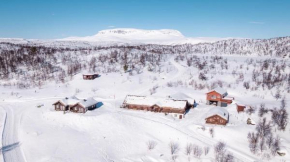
[0, 0, 289, 39]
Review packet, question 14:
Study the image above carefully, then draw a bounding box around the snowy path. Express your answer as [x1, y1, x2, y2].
[133, 56, 187, 95]
[0, 97, 63, 103]
[1, 106, 26, 162]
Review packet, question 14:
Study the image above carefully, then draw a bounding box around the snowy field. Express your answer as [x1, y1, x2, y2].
[0, 54, 289, 162]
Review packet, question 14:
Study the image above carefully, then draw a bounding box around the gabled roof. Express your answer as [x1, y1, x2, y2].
[53, 96, 80, 106]
[83, 73, 98, 76]
[236, 103, 246, 106]
[76, 97, 98, 108]
[61, 96, 80, 105]
[53, 96, 98, 108]
[124, 95, 187, 109]
[205, 107, 229, 120]
[206, 87, 227, 95]
[82, 70, 98, 75]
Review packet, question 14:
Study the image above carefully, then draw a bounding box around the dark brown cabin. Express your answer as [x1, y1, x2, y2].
[70, 103, 87, 113]
[83, 74, 99, 80]
[52, 101, 68, 111]
[205, 115, 228, 125]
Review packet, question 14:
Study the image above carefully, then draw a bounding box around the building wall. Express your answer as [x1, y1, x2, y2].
[221, 99, 233, 104]
[206, 91, 222, 102]
[237, 105, 245, 113]
[206, 115, 227, 125]
[54, 102, 66, 111]
[70, 104, 86, 113]
[125, 104, 185, 114]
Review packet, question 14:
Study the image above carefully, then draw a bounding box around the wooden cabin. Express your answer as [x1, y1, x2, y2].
[236, 103, 246, 113]
[206, 87, 234, 107]
[53, 97, 98, 113]
[52, 96, 79, 111]
[205, 107, 229, 125]
[83, 73, 99, 80]
[70, 98, 98, 113]
[122, 95, 190, 119]
[53, 101, 67, 111]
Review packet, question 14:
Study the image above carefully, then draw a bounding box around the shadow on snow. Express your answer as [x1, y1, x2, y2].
[1, 142, 21, 153]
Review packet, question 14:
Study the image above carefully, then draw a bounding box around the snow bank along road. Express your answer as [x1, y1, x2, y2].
[1, 105, 26, 162]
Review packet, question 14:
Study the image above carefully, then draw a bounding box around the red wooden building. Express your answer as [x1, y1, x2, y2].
[236, 103, 246, 113]
[205, 107, 229, 125]
[206, 88, 234, 107]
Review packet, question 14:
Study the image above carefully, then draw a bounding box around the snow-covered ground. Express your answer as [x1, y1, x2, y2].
[0, 54, 289, 162]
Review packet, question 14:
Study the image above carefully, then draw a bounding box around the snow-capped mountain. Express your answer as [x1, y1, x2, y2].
[60, 28, 225, 45]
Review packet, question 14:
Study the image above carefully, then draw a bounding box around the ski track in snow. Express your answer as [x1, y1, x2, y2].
[1, 106, 26, 162]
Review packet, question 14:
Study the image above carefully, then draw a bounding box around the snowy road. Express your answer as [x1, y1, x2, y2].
[1, 106, 26, 162]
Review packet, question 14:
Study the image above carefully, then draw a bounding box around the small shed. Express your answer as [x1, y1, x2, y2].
[236, 103, 246, 113]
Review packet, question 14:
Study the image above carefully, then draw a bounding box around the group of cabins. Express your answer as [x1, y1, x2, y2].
[53, 96, 99, 113]
[52, 87, 247, 126]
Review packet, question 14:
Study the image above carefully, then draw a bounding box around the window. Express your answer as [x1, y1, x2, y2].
[211, 95, 216, 99]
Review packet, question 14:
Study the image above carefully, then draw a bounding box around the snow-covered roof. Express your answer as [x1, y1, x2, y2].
[55, 96, 98, 108]
[77, 97, 98, 108]
[170, 92, 192, 100]
[61, 96, 80, 105]
[223, 97, 234, 100]
[205, 107, 229, 120]
[207, 87, 227, 95]
[124, 95, 187, 109]
[83, 73, 98, 75]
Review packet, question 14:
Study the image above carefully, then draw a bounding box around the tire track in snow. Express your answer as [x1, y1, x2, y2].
[1, 106, 26, 162]
[117, 110, 257, 162]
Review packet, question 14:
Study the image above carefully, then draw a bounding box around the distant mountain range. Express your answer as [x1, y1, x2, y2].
[0, 28, 289, 57]
[0, 28, 228, 46]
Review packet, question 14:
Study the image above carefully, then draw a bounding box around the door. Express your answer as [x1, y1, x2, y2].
[179, 115, 182, 119]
